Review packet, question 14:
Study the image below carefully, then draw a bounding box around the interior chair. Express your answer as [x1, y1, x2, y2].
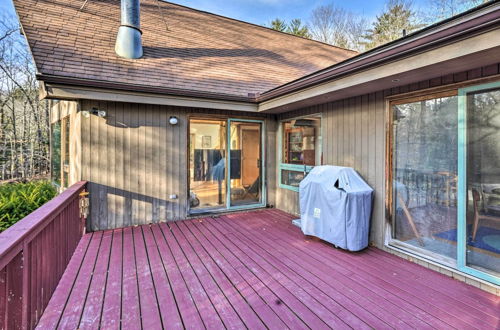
[242, 177, 260, 200]
[471, 188, 499, 241]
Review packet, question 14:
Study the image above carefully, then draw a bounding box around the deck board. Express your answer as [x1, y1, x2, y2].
[141, 226, 183, 329]
[175, 221, 266, 329]
[183, 219, 289, 329]
[170, 221, 245, 329]
[132, 226, 163, 329]
[218, 212, 412, 329]
[58, 231, 102, 329]
[158, 223, 224, 329]
[186, 218, 304, 329]
[36, 210, 500, 329]
[263, 209, 500, 328]
[149, 224, 204, 329]
[78, 230, 112, 329]
[206, 215, 352, 329]
[120, 227, 141, 329]
[100, 229, 123, 329]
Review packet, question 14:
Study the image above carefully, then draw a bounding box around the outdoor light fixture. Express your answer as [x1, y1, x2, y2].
[81, 108, 107, 118]
[169, 116, 178, 125]
[391, 78, 400, 83]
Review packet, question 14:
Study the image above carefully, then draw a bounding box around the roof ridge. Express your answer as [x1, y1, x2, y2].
[158, 0, 357, 54]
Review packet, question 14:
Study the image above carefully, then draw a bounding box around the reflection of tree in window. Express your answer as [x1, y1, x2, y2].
[51, 121, 61, 186]
[62, 117, 70, 187]
[392, 95, 458, 260]
[465, 89, 500, 275]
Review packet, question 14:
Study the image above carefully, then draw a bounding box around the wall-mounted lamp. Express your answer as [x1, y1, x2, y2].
[169, 116, 178, 125]
[82, 107, 107, 118]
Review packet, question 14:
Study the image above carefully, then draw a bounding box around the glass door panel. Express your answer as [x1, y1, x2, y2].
[392, 95, 458, 261]
[464, 87, 500, 277]
[189, 119, 227, 211]
[228, 120, 263, 207]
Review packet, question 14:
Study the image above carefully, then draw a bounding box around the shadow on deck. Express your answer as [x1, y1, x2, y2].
[37, 209, 500, 329]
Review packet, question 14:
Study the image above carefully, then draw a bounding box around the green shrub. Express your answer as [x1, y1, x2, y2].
[0, 181, 57, 232]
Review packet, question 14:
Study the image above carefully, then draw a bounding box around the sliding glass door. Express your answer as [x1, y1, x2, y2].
[189, 118, 265, 213]
[390, 82, 500, 285]
[228, 120, 263, 208]
[189, 119, 227, 211]
[458, 83, 500, 284]
[391, 93, 459, 263]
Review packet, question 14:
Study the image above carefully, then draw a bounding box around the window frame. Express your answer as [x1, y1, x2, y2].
[457, 80, 500, 285]
[50, 120, 62, 187]
[51, 115, 70, 189]
[61, 116, 70, 188]
[385, 90, 459, 266]
[278, 114, 322, 192]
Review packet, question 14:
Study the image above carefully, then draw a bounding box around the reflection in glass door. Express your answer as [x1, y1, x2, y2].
[189, 119, 227, 211]
[228, 120, 263, 207]
[458, 83, 500, 285]
[391, 95, 459, 262]
[189, 118, 265, 213]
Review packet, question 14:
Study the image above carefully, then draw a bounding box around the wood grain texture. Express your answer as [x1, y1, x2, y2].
[274, 65, 500, 247]
[78, 101, 275, 230]
[36, 210, 500, 329]
[0, 181, 87, 329]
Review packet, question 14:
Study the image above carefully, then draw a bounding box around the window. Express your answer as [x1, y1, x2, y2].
[279, 115, 321, 191]
[391, 93, 459, 261]
[51, 121, 61, 186]
[51, 116, 70, 188]
[389, 82, 500, 285]
[460, 83, 500, 278]
[62, 117, 70, 188]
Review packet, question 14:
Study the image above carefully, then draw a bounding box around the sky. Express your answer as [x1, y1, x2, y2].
[0, 0, 430, 28]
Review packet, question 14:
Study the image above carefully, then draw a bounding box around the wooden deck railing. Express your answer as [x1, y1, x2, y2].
[0, 181, 87, 329]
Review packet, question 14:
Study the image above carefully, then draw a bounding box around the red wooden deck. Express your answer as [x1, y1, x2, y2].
[37, 209, 500, 329]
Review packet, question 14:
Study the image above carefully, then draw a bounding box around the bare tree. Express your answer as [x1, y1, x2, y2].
[308, 3, 367, 51]
[424, 0, 490, 23]
[0, 17, 50, 181]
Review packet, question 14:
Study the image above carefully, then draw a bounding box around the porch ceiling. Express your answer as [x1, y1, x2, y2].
[36, 209, 500, 329]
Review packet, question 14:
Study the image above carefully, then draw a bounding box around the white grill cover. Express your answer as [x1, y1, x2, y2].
[299, 166, 373, 251]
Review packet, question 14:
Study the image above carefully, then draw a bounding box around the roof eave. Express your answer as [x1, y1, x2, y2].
[37, 74, 258, 104]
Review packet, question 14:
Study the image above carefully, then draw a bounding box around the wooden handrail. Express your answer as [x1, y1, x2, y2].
[0, 181, 87, 329]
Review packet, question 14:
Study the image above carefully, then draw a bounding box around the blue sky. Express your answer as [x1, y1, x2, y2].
[1, 0, 429, 27]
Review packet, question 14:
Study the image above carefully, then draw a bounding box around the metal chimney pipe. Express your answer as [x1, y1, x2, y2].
[115, 0, 143, 59]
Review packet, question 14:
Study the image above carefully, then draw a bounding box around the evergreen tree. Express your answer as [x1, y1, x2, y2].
[269, 18, 287, 32]
[286, 19, 311, 38]
[363, 0, 423, 50]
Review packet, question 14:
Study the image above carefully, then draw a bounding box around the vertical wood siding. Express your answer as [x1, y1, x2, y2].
[275, 64, 500, 248]
[79, 101, 275, 231]
[80, 100, 189, 231]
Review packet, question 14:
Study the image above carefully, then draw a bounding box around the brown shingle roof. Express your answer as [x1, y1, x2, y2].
[14, 0, 356, 99]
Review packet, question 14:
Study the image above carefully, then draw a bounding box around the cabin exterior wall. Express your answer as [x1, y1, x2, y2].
[274, 64, 500, 249]
[72, 101, 276, 231]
